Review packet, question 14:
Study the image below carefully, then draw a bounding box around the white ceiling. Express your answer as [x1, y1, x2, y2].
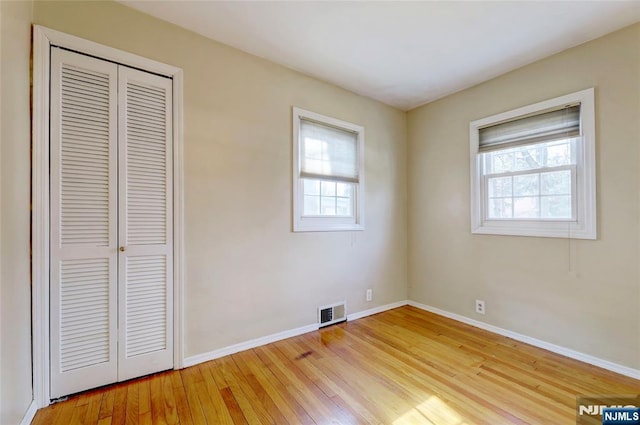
[120, 1, 640, 110]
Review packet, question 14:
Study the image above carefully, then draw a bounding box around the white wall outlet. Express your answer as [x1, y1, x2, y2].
[366, 289, 373, 302]
[475, 299, 485, 315]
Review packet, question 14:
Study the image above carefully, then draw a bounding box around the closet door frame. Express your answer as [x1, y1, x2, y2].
[32, 25, 185, 408]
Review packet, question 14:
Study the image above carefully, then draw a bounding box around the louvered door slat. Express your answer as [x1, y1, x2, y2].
[126, 256, 167, 357]
[50, 48, 118, 398]
[118, 66, 173, 381]
[125, 77, 168, 245]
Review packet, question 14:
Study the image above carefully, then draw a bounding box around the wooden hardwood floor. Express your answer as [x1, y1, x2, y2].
[32, 306, 640, 425]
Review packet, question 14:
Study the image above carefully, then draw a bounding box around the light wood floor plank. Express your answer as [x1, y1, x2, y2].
[111, 384, 128, 425]
[196, 363, 235, 425]
[149, 374, 167, 424]
[82, 390, 104, 425]
[161, 373, 179, 425]
[98, 386, 116, 420]
[254, 344, 363, 424]
[170, 373, 194, 425]
[205, 360, 249, 424]
[138, 378, 151, 418]
[278, 337, 390, 424]
[321, 324, 492, 424]
[54, 396, 79, 425]
[33, 306, 640, 425]
[124, 381, 139, 425]
[178, 368, 207, 425]
[344, 317, 514, 423]
[69, 403, 88, 425]
[219, 361, 266, 424]
[235, 349, 315, 424]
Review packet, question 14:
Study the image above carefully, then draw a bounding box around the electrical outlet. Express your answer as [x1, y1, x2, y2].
[366, 289, 373, 302]
[475, 299, 485, 315]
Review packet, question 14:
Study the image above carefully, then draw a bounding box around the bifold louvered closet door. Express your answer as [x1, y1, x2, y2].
[50, 48, 173, 398]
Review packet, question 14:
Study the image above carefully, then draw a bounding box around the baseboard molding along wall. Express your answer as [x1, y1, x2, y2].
[407, 300, 640, 380]
[183, 300, 408, 368]
[19, 400, 38, 425]
[183, 322, 318, 368]
[346, 300, 408, 321]
[184, 298, 639, 380]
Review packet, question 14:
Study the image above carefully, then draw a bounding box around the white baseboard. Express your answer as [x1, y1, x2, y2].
[183, 300, 409, 368]
[183, 299, 639, 381]
[347, 300, 409, 321]
[183, 322, 318, 367]
[19, 400, 38, 425]
[408, 300, 640, 380]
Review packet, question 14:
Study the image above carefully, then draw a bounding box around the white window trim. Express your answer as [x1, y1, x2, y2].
[32, 25, 185, 408]
[469, 88, 596, 239]
[292, 107, 365, 232]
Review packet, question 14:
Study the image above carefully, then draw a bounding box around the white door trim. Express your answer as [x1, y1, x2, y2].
[32, 25, 185, 408]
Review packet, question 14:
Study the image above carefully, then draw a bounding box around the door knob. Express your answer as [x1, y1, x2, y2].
[119, 246, 126, 252]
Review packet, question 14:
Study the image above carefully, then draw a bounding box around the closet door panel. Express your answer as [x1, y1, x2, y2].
[50, 47, 118, 398]
[117, 66, 174, 381]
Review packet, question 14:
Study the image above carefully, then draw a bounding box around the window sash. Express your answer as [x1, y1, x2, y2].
[482, 137, 577, 175]
[482, 164, 577, 221]
[479, 104, 580, 153]
[300, 177, 355, 218]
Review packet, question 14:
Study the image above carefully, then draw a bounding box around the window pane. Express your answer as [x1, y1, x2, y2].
[336, 182, 352, 197]
[541, 170, 571, 195]
[491, 152, 514, 173]
[545, 142, 572, 167]
[303, 195, 320, 215]
[336, 197, 352, 216]
[303, 179, 320, 196]
[488, 198, 512, 219]
[541, 195, 571, 218]
[513, 174, 539, 197]
[514, 197, 539, 218]
[320, 196, 336, 215]
[514, 146, 541, 171]
[488, 176, 512, 198]
[320, 181, 336, 197]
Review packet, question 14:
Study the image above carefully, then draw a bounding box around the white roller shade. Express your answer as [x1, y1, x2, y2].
[300, 119, 358, 183]
[479, 104, 580, 152]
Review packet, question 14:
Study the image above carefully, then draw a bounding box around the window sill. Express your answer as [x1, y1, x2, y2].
[293, 219, 364, 233]
[472, 220, 595, 239]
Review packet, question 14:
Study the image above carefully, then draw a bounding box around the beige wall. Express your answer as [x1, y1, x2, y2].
[3, 1, 639, 421]
[0, 0, 35, 424]
[34, 0, 408, 358]
[408, 24, 640, 369]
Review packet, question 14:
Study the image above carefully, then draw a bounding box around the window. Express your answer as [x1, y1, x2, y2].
[293, 107, 364, 232]
[470, 88, 596, 239]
